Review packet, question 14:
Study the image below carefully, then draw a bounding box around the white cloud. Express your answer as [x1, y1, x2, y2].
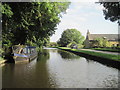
[70, 0, 99, 2]
[94, 4, 104, 10]
[50, 2, 118, 42]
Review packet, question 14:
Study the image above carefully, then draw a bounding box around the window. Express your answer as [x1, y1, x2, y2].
[117, 44, 119, 47]
[112, 44, 115, 47]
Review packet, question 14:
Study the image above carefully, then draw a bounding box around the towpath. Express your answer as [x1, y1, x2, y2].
[80, 49, 119, 55]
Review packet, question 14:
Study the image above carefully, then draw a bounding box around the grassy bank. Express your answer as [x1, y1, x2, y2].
[58, 47, 120, 62]
[91, 48, 119, 53]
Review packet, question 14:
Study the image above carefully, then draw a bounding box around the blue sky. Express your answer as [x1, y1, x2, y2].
[50, 2, 118, 42]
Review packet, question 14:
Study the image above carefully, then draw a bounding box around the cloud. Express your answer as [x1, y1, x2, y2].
[70, 0, 99, 2]
[50, 2, 118, 42]
[51, 2, 101, 42]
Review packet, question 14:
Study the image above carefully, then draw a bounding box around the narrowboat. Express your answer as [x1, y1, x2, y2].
[12, 45, 37, 63]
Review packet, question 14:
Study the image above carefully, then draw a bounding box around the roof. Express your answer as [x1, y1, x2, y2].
[26, 46, 36, 48]
[88, 34, 120, 41]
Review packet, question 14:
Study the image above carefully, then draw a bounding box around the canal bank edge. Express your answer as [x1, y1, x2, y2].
[0, 59, 6, 67]
[57, 47, 120, 69]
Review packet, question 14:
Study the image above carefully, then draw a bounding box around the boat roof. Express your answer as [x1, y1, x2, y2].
[13, 45, 36, 48]
[26, 46, 36, 48]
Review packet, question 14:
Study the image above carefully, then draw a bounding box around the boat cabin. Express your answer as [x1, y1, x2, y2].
[12, 45, 37, 62]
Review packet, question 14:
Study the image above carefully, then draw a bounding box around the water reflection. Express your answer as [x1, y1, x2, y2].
[2, 48, 119, 88]
[58, 50, 80, 60]
[35, 49, 57, 88]
[2, 63, 15, 88]
[2, 49, 52, 88]
[85, 59, 118, 88]
[47, 49, 118, 88]
[37, 49, 50, 61]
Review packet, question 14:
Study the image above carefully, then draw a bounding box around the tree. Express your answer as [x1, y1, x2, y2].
[2, 3, 13, 47]
[2, 2, 70, 60]
[58, 29, 84, 47]
[92, 37, 110, 47]
[99, 0, 119, 24]
[2, 2, 70, 46]
[0, 41, 4, 59]
[48, 42, 58, 47]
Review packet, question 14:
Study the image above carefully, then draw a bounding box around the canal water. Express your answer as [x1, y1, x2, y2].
[2, 48, 119, 88]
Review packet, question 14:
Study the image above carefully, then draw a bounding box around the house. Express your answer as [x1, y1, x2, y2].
[84, 30, 120, 48]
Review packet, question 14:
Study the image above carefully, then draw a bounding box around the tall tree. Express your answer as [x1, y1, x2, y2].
[2, 2, 70, 47]
[2, 2, 70, 60]
[58, 29, 84, 47]
[99, 0, 119, 24]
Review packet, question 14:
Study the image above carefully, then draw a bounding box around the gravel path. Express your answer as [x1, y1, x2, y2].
[80, 49, 119, 55]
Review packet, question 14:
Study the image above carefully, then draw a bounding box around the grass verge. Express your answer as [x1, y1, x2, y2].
[58, 47, 120, 62]
[91, 48, 119, 53]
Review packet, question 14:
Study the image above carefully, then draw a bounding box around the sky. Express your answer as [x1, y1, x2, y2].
[50, 1, 118, 42]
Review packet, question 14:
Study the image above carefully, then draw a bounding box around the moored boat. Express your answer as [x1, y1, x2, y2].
[12, 45, 37, 63]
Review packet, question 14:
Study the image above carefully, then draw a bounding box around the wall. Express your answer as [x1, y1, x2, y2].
[109, 41, 119, 47]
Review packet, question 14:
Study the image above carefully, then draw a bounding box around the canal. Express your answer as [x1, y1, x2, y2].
[2, 48, 119, 88]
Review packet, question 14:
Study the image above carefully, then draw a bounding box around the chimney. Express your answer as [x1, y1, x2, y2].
[87, 30, 90, 35]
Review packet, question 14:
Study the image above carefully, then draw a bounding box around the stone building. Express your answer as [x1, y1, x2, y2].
[84, 30, 120, 48]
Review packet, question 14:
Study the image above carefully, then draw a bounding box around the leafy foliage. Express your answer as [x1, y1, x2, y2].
[99, 1, 119, 24]
[2, 2, 70, 60]
[48, 42, 58, 47]
[0, 41, 4, 58]
[2, 3, 70, 44]
[92, 38, 111, 47]
[2, 2, 70, 46]
[2, 3, 13, 17]
[67, 41, 77, 48]
[58, 29, 85, 47]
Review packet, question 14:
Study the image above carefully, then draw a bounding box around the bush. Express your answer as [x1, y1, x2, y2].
[77, 44, 84, 49]
[67, 42, 77, 48]
[48, 42, 58, 47]
[92, 38, 111, 48]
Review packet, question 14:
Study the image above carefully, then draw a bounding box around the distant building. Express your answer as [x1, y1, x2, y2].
[84, 30, 120, 48]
